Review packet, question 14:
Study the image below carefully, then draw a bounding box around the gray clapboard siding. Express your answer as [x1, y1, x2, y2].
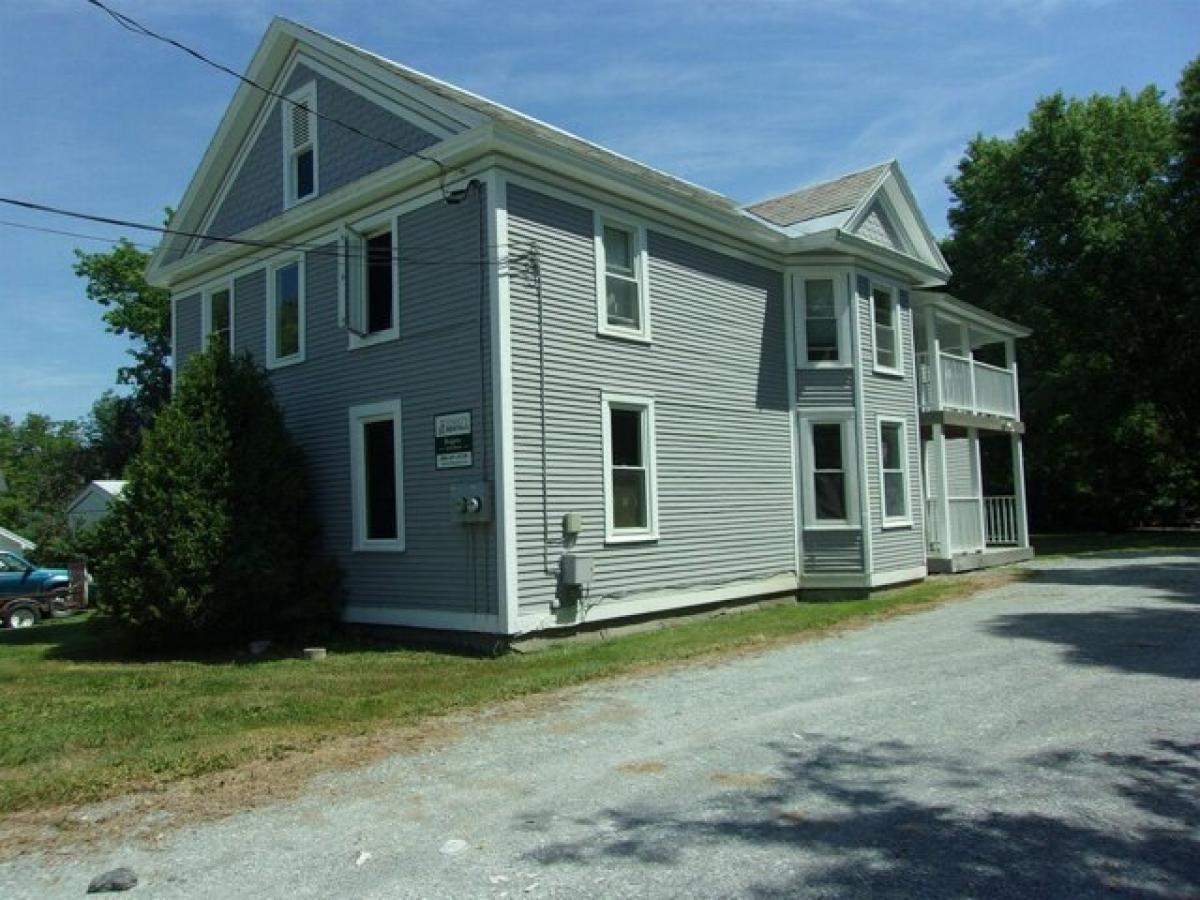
[174, 293, 202, 371]
[176, 194, 495, 616]
[855, 201, 904, 254]
[795, 367, 855, 408]
[506, 183, 795, 618]
[857, 276, 926, 575]
[943, 437, 975, 496]
[195, 65, 441, 254]
[803, 530, 864, 573]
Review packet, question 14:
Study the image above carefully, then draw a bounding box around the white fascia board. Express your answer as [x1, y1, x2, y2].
[148, 16, 486, 285]
[911, 292, 1032, 339]
[151, 124, 496, 290]
[829, 233, 948, 286]
[489, 125, 790, 256]
[148, 21, 294, 282]
[843, 163, 950, 279]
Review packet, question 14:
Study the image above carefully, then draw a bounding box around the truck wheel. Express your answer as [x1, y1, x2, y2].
[5, 605, 40, 629]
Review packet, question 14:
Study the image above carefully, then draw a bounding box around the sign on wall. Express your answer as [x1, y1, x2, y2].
[434, 411, 473, 469]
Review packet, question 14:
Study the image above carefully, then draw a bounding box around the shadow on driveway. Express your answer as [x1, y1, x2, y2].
[520, 734, 1200, 899]
[985, 557, 1200, 680]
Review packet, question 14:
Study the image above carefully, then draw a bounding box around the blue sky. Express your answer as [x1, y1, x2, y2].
[1, 0, 1195, 422]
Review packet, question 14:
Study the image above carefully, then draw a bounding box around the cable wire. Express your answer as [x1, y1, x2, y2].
[0, 219, 158, 251]
[0, 196, 517, 268]
[82, 0, 457, 193]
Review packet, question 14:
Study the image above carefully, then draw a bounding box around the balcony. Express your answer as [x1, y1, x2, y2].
[918, 351, 1019, 420]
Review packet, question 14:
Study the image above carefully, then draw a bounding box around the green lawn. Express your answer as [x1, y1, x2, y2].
[1032, 529, 1200, 558]
[0, 573, 1009, 818]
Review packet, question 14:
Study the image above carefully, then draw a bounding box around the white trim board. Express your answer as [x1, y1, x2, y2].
[348, 398, 406, 553]
[801, 565, 927, 590]
[487, 170, 519, 635]
[514, 571, 799, 636]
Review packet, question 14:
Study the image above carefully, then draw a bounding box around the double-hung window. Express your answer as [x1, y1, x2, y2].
[340, 219, 399, 347]
[349, 399, 405, 552]
[267, 257, 305, 368]
[595, 215, 650, 341]
[801, 413, 858, 528]
[870, 281, 901, 373]
[796, 273, 849, 366]
[878, 417, 910, 525]
[602, 393, 658, 542]
[283, 83, 317, 207]
[202, 281, 234, 353]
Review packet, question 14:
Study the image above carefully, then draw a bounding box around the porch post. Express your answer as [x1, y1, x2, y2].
[925, 306, 942, 410]
[1011, 432, 1030, 549]
[971, 427, 986, 551]
[961, 323, 976, 413]
[1005, 338, 1021, 421]
[933, 424, 952, 558]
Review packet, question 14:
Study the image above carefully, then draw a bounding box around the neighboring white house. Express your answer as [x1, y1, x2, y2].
[66, 480, 128, 531]
[0, 525, 36, 556]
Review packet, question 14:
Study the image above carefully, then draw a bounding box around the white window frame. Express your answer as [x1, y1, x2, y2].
[339, 214, 400, 349]
[349, 399, 405, 553]
[795, 270, 851, 368]
[601, 392, 659, 544]
[867, 276, 903, 376]
[282, 81, 318, 209]
[266, 255, 306, 369]
[799, 410, 859, 530]
[594, 212, 651, 343]
[201, 277, 235, 353]
[877, 415, 912, 528]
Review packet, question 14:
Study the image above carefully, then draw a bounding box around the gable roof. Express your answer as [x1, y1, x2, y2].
[745, 162, 892, 228]
[91, 480, 128, 498]
[0, 525, 36, 552]
[67, 480, 128, 514]
[149, 18, 951, 286]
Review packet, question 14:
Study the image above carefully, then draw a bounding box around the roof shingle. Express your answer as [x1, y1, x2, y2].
[745, 162, 892, 227]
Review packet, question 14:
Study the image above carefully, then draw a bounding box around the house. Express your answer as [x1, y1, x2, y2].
[148, 18, 1032, 638]
[66, 480, 128, 531]
[0, 525, 36, 556]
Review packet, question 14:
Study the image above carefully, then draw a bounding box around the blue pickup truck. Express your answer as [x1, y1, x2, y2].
[0, 550, 89, 628]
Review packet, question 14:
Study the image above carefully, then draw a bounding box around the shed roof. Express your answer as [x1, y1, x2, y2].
[0, 525, 36, 552]
[67, 480, 128, 514]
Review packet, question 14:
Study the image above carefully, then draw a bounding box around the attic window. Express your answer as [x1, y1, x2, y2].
[284, 83, 317, 207]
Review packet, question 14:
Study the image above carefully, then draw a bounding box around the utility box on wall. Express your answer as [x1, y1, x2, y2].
[449, 480, 492, 524]
[560, 553, 594, 588]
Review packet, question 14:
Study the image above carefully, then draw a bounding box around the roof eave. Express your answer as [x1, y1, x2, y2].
[912, 291, 1032, 338]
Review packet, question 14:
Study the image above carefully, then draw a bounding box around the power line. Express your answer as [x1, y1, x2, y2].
[83, 0, 459, 195]
[0, 219, 158, 251]
[0, 196, 514, 268]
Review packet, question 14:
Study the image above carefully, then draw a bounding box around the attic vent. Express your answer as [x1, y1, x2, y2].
[290, 101, 311, 150]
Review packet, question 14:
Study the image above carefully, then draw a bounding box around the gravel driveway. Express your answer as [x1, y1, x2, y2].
[3, 552, 1198, 899]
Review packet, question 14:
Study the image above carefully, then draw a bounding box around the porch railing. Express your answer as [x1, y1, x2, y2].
[948, 498, 984, 554]
[927, 495, 1022, 556]
[984, 495, 1019, 546]
[918, 352, 1018, 419]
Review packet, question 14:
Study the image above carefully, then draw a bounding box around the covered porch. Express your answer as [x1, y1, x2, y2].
[914, 292, 1033, 573]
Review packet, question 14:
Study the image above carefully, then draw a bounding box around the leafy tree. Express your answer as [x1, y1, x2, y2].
[0, 414, 90, 555]
[73, 237, 171, 465]
[92, 345, 342, 648]
[943, 72, 1198, 530]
